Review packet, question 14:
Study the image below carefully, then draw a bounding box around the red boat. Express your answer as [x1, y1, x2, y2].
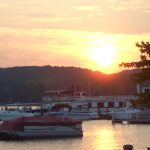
[0, 115, 83, 140]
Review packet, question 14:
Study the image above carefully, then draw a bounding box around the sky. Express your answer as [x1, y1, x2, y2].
[0, 0, 150, 74]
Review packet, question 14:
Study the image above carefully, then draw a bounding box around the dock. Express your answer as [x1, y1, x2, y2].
[112, 111, 150, 124]
[129, 113, 150, 124]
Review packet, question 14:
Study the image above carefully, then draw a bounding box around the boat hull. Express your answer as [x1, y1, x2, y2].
[48, 112, 99, 120]
[0, 131, 83, 140]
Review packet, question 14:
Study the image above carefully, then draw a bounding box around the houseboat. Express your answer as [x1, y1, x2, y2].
[42, 90, 135, 117]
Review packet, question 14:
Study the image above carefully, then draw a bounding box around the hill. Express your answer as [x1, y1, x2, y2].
[0, 66, 136, 103]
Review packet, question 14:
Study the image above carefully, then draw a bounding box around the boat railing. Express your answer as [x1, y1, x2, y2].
[112, 113, 131, 120]
[112, 110, 150, 124]
[131, 113, 150, 120]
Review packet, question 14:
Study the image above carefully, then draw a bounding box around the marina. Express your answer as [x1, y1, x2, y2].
[0, 90, 149, 123]
[0, 86, 149, 148]
[0, 90, 134, 121]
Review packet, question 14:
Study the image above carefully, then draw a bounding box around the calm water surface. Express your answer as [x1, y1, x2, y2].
[0, 120, 150, 150]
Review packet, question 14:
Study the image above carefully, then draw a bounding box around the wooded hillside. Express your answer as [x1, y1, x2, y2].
[0, 66, 136, 103]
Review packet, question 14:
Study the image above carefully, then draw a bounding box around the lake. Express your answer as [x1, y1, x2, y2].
[0, 120, 150, 150]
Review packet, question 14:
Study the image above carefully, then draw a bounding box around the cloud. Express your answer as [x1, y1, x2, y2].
[72, 5, 101, 11]
[107, 0, 150, 12]
[0, 26, 150, 71]
[0, 0, 150, 73]
[0, 0, 150, 34]
[32, 17, 62, 22]
[0, 27, 93, 67]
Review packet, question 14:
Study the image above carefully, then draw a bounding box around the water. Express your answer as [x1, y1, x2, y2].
[0, 120, 150, 150]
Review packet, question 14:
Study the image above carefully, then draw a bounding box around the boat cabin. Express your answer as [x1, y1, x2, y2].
[73, 91, 88, 99]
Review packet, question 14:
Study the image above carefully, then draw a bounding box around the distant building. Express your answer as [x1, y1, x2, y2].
[136, 81, 150, 94]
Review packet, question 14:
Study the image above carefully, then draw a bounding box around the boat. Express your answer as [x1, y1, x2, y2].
[0, 110, 34, 121]
[42, 90, 135, 117]
[0, 115, 83, 140]
[48, 110, 99, 120]
[48, 103, 99, 120]
[110, 107, 141, 121]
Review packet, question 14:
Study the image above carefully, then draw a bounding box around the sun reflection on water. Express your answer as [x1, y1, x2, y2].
[94, 128, 117, 150]
[83, 121, 118, 150]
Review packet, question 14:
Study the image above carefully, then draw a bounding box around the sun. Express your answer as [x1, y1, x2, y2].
[90, 45, 116, 67]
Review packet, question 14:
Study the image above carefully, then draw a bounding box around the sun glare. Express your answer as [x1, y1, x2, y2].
[90, 45, 116, 67]
[93, 128, 116, 150]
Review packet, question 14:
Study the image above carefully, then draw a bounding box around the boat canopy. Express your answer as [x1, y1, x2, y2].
[0, 116, 82, 132]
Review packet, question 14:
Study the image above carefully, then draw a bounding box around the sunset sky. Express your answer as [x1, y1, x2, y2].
[0, 0, 150, 74]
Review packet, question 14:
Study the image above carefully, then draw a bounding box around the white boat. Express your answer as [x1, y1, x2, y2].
[0, 115, 83, 140]
[110, 107, 141, 120]
[42, 90, 135, 116]
[48, 110, 99, 120]
[47, 103, 99, 120]
[0, 110, 34, 121]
